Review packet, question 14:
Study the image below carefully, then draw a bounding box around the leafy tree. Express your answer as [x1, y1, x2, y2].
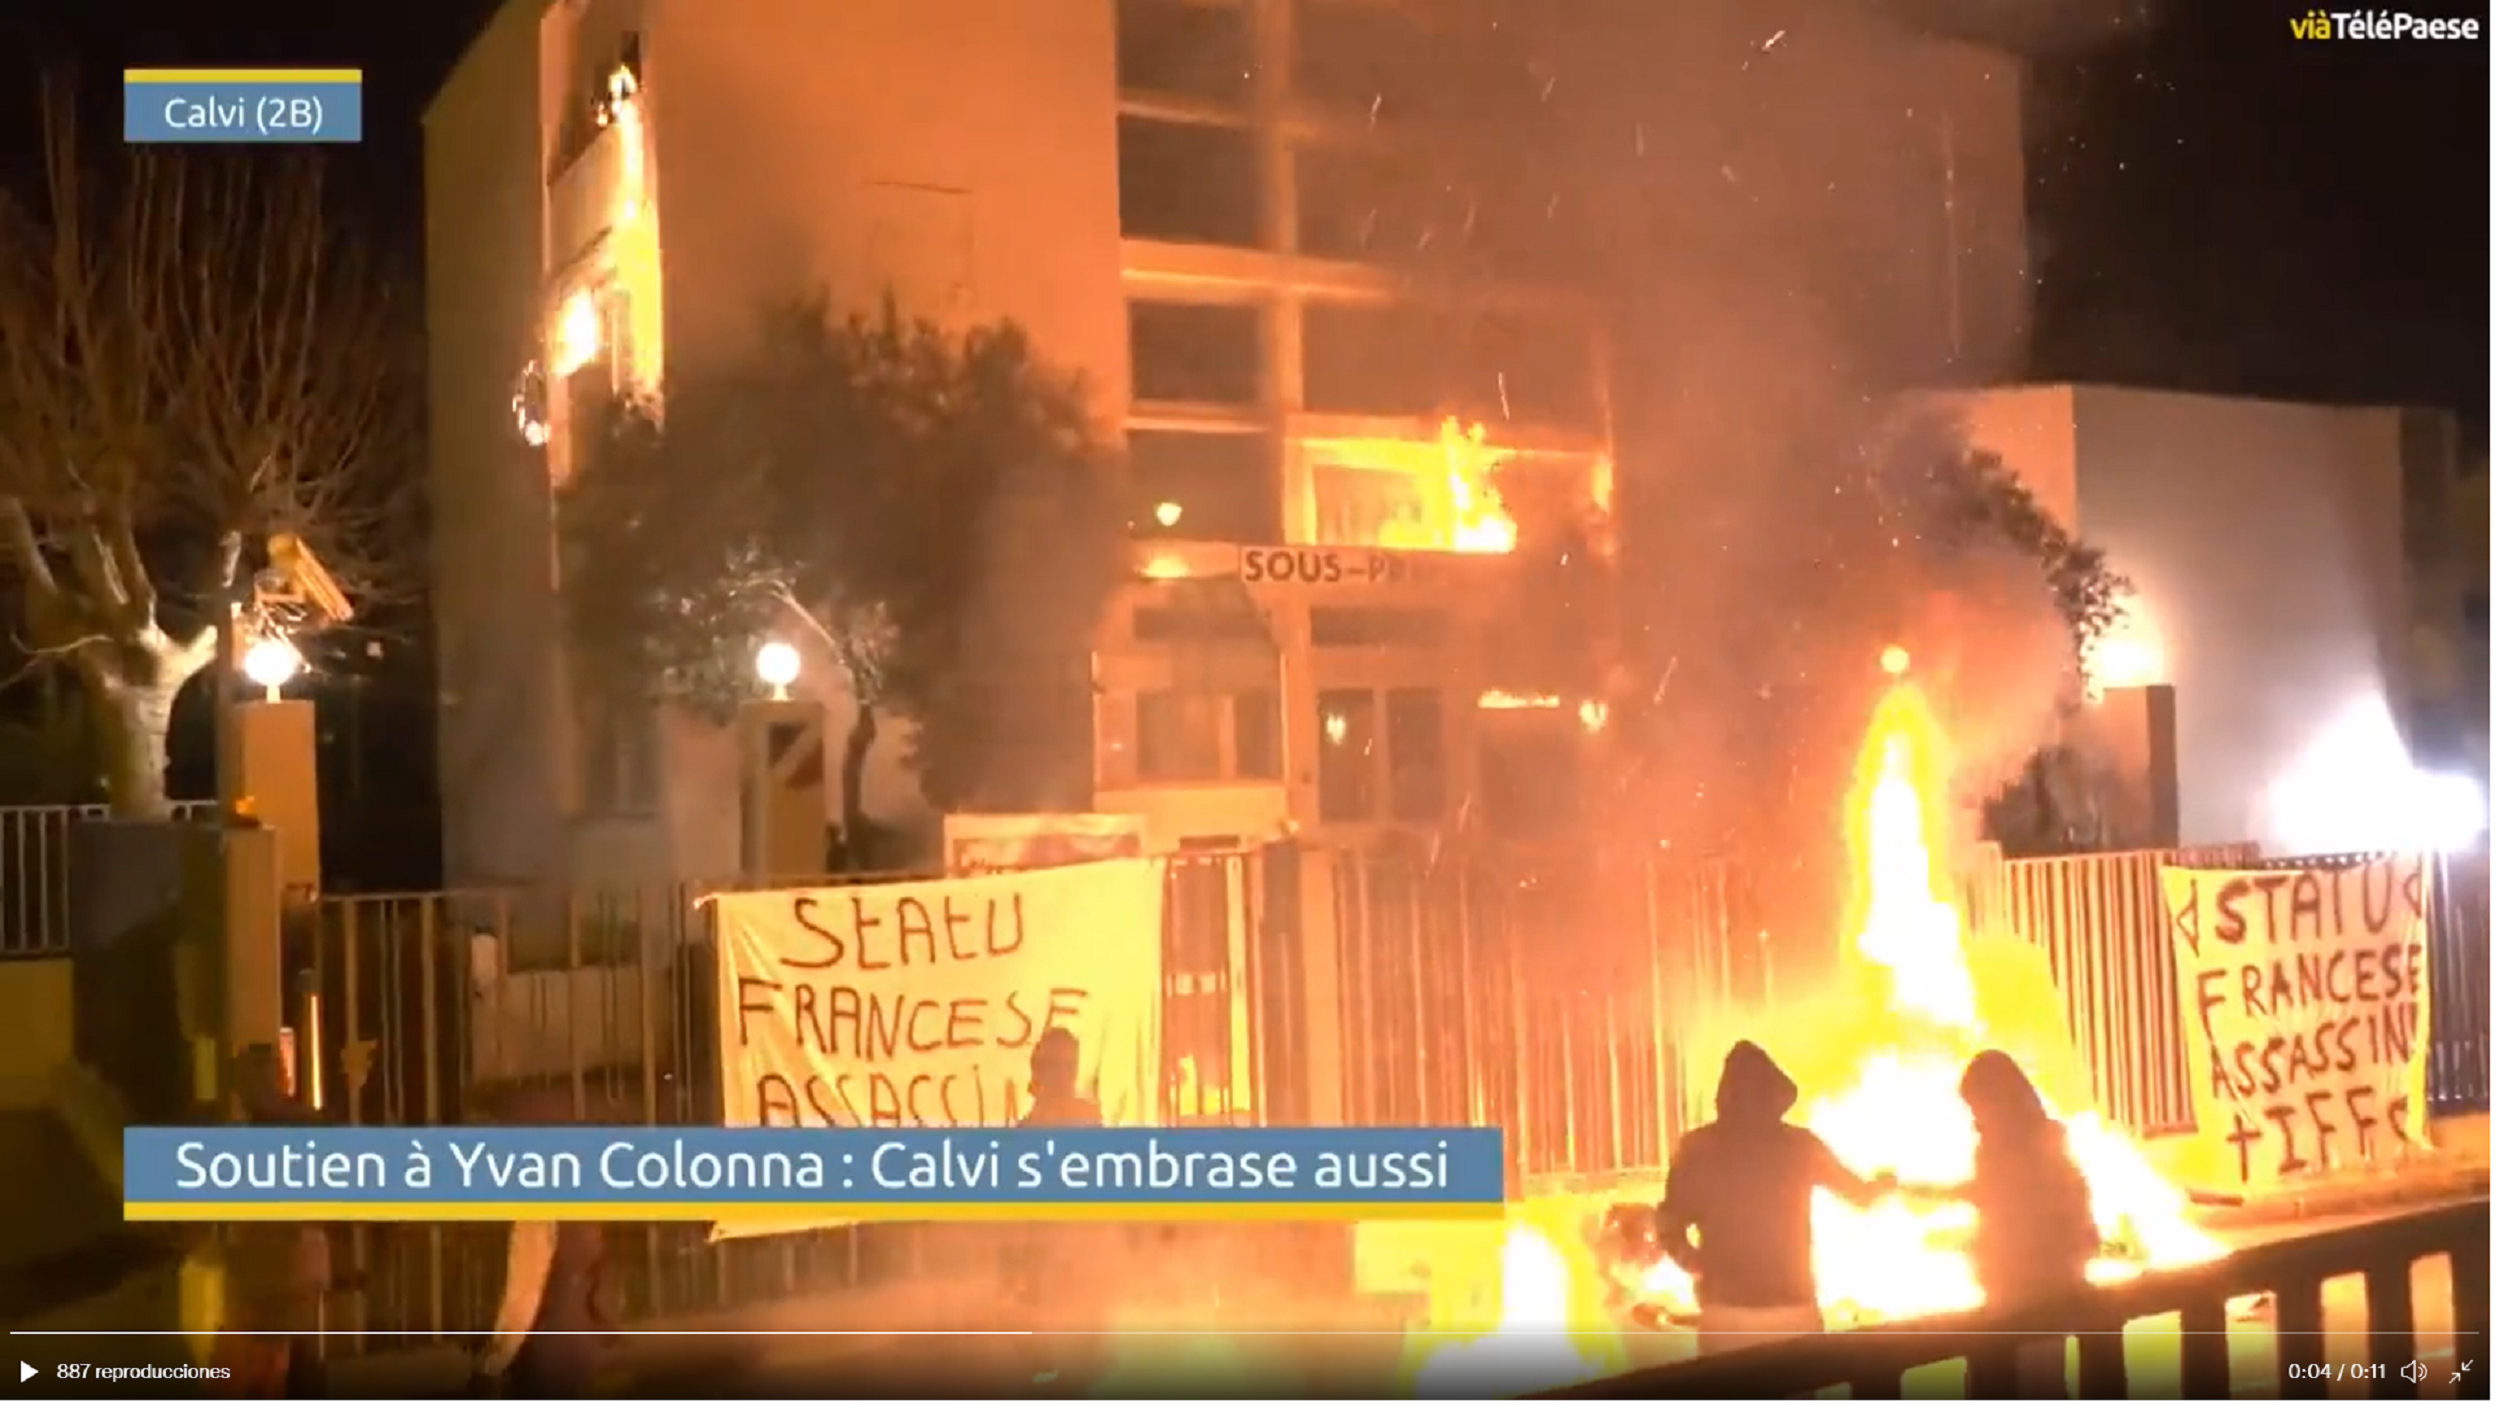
[0, 93, 418, 817]
[1932, 447, 2131, 666]
[1928, 448, 2138, 856]
[561, 297, 1126, 860]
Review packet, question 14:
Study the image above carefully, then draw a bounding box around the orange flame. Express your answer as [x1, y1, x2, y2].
[1407, 647, 2227, 1390]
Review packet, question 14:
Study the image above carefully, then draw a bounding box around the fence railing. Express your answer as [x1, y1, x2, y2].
[1549, 1196, 2491, 1399]
[1, 802, 220, 958]
[19, 807, 2491, 1344]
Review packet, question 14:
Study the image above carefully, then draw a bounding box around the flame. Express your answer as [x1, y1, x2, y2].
[1307, 417, 1520, 555]
[1408, 1223, 1628, 1397]
[1407, 646, 2227, 1391]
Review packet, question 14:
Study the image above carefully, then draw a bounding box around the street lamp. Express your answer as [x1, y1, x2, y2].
[754, 640, 801, 701]
[240, 636, 304, 702]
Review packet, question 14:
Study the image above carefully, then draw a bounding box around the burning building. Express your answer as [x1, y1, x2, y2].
[421, 0, 1644, 885]
[423, 1, 2037, 885]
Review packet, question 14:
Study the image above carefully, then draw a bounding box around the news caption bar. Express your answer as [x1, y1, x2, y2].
[124, 70, 363, 144]
[124, 1127, 1506, 1222]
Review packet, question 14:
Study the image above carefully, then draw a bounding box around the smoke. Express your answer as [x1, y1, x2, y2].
[1411, 0, 2134, 939]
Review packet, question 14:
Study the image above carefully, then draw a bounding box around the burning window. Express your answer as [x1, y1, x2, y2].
[1316, 689, 1379, 821]
[1129, 301, 1263, 406]
[1302, 419, 1520, 554]
[1118, 116, 1262, 247]
[1127, 429, 1278, 541]
[1116, 0, 1253, 108]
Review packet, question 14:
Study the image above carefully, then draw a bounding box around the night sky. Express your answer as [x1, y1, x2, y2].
[2, 1, 2482, 430]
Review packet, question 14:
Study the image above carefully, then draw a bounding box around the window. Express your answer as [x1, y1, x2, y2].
[1233, 689, 1282, 779]
[1317, 689, 1379, 822]
[1294, 145, 1439, 263]
[1138, 690, 1226, 781]
[1130, 301, 1262, 405]
[1134, 687, 1279, 783]
[1302, 303, 1443, 417]
[1294, 1, 1428, 119]
[1452, 309, 1600, 429]
[1128, 429, 1278, 542]
[1310, 607, 1449, 649]
[1481, 720, 1580, 839]
[1385, 688, 1445, 821]
[576, 691, 658, 816]
[1310, 462, 1435, 549]
[1132, 602, 1270, 645]
[1119, 117, 1261, 247]
[1117, 0, 1253, 107]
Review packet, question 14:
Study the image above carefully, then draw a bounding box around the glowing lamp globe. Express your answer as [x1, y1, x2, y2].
[240, 638, 303, 700]
[754, 641, 801, 698]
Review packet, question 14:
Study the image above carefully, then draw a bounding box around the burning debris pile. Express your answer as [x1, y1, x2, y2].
[1407, 649, 2227, 1394]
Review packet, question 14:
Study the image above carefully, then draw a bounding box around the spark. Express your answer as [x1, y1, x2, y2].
[1497, 372, 1512, 421]
[1762, 28, 1788, 51]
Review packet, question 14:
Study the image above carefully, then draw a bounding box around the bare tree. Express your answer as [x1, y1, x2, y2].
[0, 89, 417, 817]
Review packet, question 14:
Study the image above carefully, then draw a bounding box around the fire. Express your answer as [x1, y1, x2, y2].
[1407, 1223, 1628, 1397]
[1799, 648, 2224, 1322]
[1307, 417, 1520, 555]
[1407, 646, 2226, 1392]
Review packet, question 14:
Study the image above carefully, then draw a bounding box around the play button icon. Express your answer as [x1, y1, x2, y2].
[19, 1362, 35, 1382]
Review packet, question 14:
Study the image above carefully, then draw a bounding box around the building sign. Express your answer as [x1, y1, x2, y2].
[1237, 546, 1440, 587]
[2158, 856, 2433, 1194]
[709, 859, 1165, 1235]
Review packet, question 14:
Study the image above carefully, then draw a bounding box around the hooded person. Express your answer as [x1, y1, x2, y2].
[475, 1089, 618, 1398]
[1954, 1050, 2099, 1309]
[1656, 1041, 1895, 1350]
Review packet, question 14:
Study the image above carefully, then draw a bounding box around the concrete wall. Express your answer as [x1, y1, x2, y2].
[423, 0, 568, 889]
[2069, 387, 2411, 852]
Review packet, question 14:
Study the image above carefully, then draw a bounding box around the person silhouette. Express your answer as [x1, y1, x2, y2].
[1017, 1028, 1107, 1393]
[1656, 1041, 1895, 1351]
[1953, 1051, 2099, 1309]
[1021, 1027, 1103, 1131]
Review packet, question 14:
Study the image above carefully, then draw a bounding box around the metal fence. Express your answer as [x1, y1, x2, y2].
[1987, 843, 2260, 1134]
[15, 811, 2488, 1343]
[291, 852, 1273, 1345]
[1, 802, 220, 958]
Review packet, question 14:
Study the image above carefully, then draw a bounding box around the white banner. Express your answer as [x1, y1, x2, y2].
[712, 859, 1166, 1216]
[2160, 855, 2433, 1194]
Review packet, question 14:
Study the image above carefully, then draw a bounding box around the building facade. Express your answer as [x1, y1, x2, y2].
[1963, 384, 2456, 854]
[424, 0, 2031, 885]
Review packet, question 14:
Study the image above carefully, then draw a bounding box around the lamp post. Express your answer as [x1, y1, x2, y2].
[739, 641, 827, 881]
